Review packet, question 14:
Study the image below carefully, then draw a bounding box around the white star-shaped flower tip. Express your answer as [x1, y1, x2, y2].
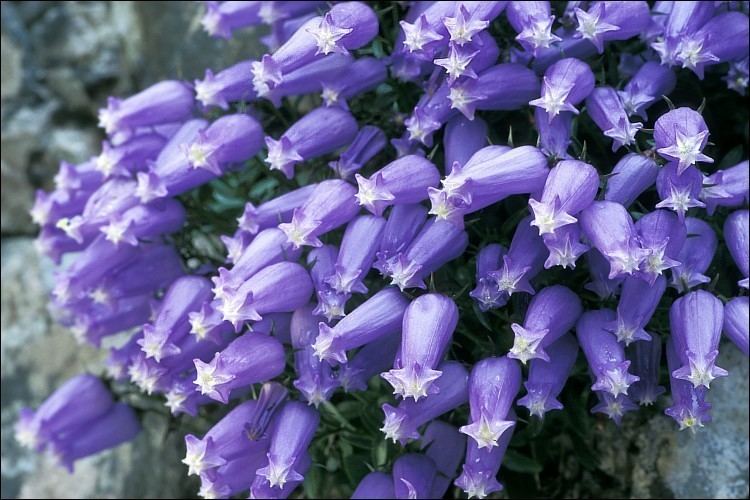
[444, 5, 489, 46]
[459, 414, 515, 450]
[308, 14, 352, 55]
[657, 129, 713, 173]
[528, 198, 578, 235]
[574, 6, 620, 53]
[655, 185, 705, 219]
[434, 45, 478, 82]
[517, 15, 561, 52]
[529, 78, 578, 120]
[400, 15, 443, 53]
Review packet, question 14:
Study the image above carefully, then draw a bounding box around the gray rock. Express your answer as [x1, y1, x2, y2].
[0, 161, 34, 235]
[1, 32, 23, 101]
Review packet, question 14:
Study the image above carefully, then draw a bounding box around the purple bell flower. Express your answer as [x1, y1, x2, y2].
[250, 452, 312, 499]
[723, 296, 749, 356]
[669, 290, 727, 389]
[338, 332, 399, 393]
[187, 301, 233, 345]
[701, 160, 750, 215]
[579, 201, 647, 279]
[618, 62, 677, 119]
[237, 184, 316, 236]
[100, 200, 186, 247]
[307, 244, 349, 321]
[444, 115, 488, 174]
[627, 336, 666, 406]
[591, 391, 638, 425]
[470, 243, 507, 311]
[398, 3, 454, 56]
[528, 159, 599, 237]
[508, 285, 582, 364]
[354, 155, 440, 216]
[664, 338, 712, 431]
[217, 262, 313, 331]
[724, 209, 749, 289]
[15, 374, 114, 452]
[420, 421, 467, 498]
[459, 356, 520, 450]
[291, 305, 339, 407]
[255, 401, 319, 491]
[382, 294, 458, 401]
[163, 376, 214, 417]
[381, 361, 469, 445]
[507, 1, 560, 55]
[585, 86, 643, 151]
[635, 209, 685, 284]
[138, 276, 213, 362]
[542, 222, 589, 270]
[201, 1, 262, 39]
[194, 61, 256, 110]
[352, 472, 395, 499]
[724, 58, 749, 95]
[312, 287, 409, 365]
[573, 1, 651, 53]
[382, 218, 469, 291]
[518, 333, 579, 418]
[193, 333, 286, 403]
[265, 107, 357, 179]
[654, 107, 713, 174]
[604, 153, 659, 208]
[608, 276, 667, 346]
[535, 108, 574, 160]
[264, 53, 354, 106]
[98, 80, 195, 138]
[105, 334, 143, 381]
[577, 309, 640, 398]
[198, 446, 269, 499]
[655, 163, 706, 219]
[584, 248, 623, 300]
[429, 145, 549, 228]
[321, 57, 387, 108]
[278, 179, 359, 249]
[70, 296, 153, 347]
[393, 454, 438, 499]
[677, 12, 749, 79]
[489, 215, 548, 300]
[325, 215, 386, 295]
[50, 403, 140, 472]
[454, 413, 515, 499]
[529, 58, 595, 121]
[328, 125, 386, 179]
[93, 133, 167, 178]
[373, 203, 428, 275]
[670, 217, 717, 293]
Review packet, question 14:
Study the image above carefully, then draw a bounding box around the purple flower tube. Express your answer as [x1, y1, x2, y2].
[265, 53, 354, 106]
[339, 331, 400, 393]
[312, 287, 409, 365]
[249, 452, 311, 499]
[508, 285, 582, 364]
[381, 361, 469, 445]
[724, 296, 749, 356]
[585, 86, 643, 151]
[398, 2, 455, 56]
[163, 376, 214, 417]
[393, 453, 437, 499]
[184, 113, 264, 174]
[489, 215, 548, 300]
[201, 1, 262, 39]
[291, 305, 339, 407]
[321, 56, 387, 108]
[325, 215, 386, 295]
[459, 356, 520, 450]
[702, 160, 750, 215]
[635, 209, 686, 285]
[530, 58, 595, 121]
[265, 106, 357, 179]
[217, 262, 313, 331]
[193, 333, 286, 403]
[528, 159, 599, 237]
[373, 203, 428, 275]
[604, 153, 659, 208]
[654, 107, 713, 174]
[382, 294, 458, 401]
[518, 333, 579, 418]
[542, 222, 589, 270]
[420, 421, 467, 497]
[237, 184, 317, 236]
[328, 125, 386, 179]
[70, 296, 153, 347]
[670, 217, 716, 293]
[655, 163, 705, 219]
[584, 248, 623, 300]
[618, 62, 677, 119]
[664, 338, 712, 431]
[255, 401, 320, 490]
[351, 472, 395, 499]
[608, 276, 667, 346]
[382, 218, 469, 291]
[93, 134, 167, 178]
[469, 243, 507, 311]
[507, 1, 560, 55]
[724, 209, 749, 289]
[278, 179, 359, 249]
[535, 108, 574, 160]
[627, 336, 666, 406]
[577, 309, 640, 398]
[429, 145, 549, 228]
[579, 201, 647, 279]
[444, 115, 488, 174]
[573, 1, 651, 53]
[187, 301, 233, 345]
[307, 244, 349, 321]
[355, 155, 440, 216]
[194, 60, 256, 110]
[100, 200, 186, 247]
[669, 290, 727, 390]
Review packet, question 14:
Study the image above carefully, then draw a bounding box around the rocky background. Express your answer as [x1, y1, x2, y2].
[0, 2, 748, 499]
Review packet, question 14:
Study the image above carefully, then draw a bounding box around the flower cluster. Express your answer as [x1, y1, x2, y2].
[19, 1, 749, 499]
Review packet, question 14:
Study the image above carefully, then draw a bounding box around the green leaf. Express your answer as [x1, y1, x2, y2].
[503, 449, 544, 474]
